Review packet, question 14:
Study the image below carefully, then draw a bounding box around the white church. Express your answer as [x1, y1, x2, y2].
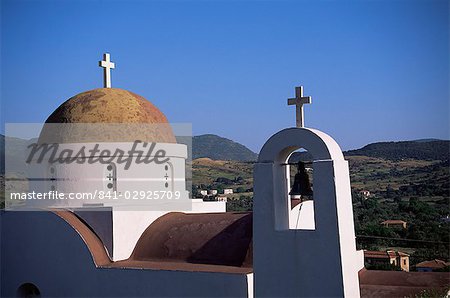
[1, 53, 444, 297]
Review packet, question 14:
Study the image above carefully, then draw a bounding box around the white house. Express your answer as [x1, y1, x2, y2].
[208, 189, 218, 195]
[216, 195, 228, 202]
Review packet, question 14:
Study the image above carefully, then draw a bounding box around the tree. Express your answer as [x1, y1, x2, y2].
[236, 187, 246, 193]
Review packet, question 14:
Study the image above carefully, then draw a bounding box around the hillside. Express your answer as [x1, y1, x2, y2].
[192, 158, 253, 186]
[345, 140, 449, 161]
[192, 134, 258, 161]
[0, 134, 32, 174]
[191, 144, 450, 264]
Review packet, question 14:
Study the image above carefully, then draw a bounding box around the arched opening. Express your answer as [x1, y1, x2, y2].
[286, 148, 315, 230]
[17, 282, 41, 298]
[257, 127, 345, 231]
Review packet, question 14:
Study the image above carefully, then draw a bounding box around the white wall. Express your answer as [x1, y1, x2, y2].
[1, 210, 249, 297]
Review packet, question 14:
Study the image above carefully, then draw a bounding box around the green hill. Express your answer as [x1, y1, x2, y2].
[192, 134, 258, 162]
[345, 140, 449, 161]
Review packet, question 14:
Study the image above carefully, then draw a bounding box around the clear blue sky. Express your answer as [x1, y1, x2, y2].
[1, 0, 448, 152]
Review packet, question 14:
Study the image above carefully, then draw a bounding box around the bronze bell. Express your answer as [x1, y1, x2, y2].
[289, 161, 313, 196]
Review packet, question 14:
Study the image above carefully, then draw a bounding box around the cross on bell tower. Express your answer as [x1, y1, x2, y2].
[288, 86, 312, 128]
[99, 53, 115, 88]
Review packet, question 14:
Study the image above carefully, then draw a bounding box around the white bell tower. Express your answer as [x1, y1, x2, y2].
[253, 127, 364, 297]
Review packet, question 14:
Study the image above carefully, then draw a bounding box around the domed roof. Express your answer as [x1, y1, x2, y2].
[39, 88, 176, 143]
[46, 88, 170, 124]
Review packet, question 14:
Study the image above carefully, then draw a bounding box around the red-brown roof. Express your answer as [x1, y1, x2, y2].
[359, 269, 450, 297]
[53, 209, 253, 274]
[364, 250, 409, 259]
[364, 250, 391, 259]
[131, 211, 253, 267]
[416, 259, 449, 269]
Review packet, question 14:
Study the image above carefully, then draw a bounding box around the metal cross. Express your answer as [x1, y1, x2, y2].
[287, 86, 312, 128]
[99, 53, 115, 88]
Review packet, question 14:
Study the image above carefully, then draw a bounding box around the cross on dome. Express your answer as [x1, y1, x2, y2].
[287, 86, 312, 128]
[99, 53, 115, 88]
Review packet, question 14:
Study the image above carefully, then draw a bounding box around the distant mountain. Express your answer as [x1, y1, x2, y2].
[192, 134, 258, 162]
[2, 134, 447, 171]
[288, 151, 314, 164]
[288, 139, 450, 163]
[0, 133, 258, 173]
[412, 138, 446, 143]
[345, 140, 450, 161]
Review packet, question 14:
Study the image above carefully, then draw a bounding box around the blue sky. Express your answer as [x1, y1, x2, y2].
[1, 0, 448, 152]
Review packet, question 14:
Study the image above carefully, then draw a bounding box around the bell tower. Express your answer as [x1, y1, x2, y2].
[253, 127, 364, 297]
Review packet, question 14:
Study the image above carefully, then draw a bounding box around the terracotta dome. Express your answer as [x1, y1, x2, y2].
[39, 88, 176, 143]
